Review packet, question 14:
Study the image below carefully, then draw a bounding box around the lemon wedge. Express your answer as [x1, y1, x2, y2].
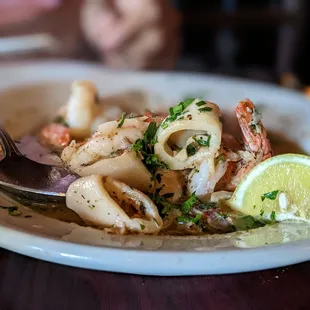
[227, 154, 310, 222]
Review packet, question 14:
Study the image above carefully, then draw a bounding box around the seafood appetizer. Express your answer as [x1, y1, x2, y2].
[36, 80, 310, 235]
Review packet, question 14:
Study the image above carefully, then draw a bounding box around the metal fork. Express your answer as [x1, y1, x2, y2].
[0, 126, 79, 204]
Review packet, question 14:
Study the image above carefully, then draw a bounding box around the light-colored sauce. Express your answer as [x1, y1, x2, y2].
[20, 129, 306, 235]
[29, 202, 85, 226]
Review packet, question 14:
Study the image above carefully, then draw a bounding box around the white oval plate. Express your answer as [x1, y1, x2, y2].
[0, 60, 310, 276]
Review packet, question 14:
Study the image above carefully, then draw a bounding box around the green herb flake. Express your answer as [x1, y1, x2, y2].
[193, 135, 211, 147]
[140, 224, 145, 230]
[199, 202, 217, 210]
[234, 215, 265, 231]
[144, 122, 158, 144]
[161, 122, 169, 129]
[117, 112, 127, 128]
[150, 192, 180, 215]
[196, 101, 206, 107]
[132, 122, 168, 173]
[215, 154, 226, 164]
[177, 213, 202, 224]
[261, 190, 279, 202]
[145, 154, 169, 170]
[161, 99, 196, 128]
[270, 211, 276, 222]
[186, 143, 198, 157]
[182, 193, 197, 214]
[183, 98, 196, 108]
[199, 107, 213, 113]
[250, 124, 257, 132]
[54, 116, 69, 127]
[8, 206, 21, 216]
[260, 209, 265, 216]
[128, 113, 136, 119]
[191, 214, 202, 224]
[131, 138, 143, 153]
[0, 206, 22, 216]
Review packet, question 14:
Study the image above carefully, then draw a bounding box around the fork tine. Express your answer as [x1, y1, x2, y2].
[0, 125, 23, 156]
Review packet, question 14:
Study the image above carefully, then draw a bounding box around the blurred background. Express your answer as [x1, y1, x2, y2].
[0, 0, 309, 88]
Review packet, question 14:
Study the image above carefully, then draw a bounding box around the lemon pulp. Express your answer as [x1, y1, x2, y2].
[228, 154, 310, 221]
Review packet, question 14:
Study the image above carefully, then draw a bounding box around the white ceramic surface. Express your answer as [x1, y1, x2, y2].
[0, 60, 310, 276]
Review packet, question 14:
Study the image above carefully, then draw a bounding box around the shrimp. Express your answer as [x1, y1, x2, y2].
[144, 110, 166, 125]
[220, 99, 272, 190]
[39, 80, 99, 149]
[236, 99, 272, 159]
[39, 123, 71, 150]
[189, 99, 272, 196]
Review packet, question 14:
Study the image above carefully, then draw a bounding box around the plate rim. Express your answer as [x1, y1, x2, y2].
[0, 59, 309, 275]
[0, 223, 309, 276]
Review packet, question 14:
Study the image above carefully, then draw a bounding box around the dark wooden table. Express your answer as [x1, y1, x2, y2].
[1, 4, 310, 309]
[0, 248, 309, 310]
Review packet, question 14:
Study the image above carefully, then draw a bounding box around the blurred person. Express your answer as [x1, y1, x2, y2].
[81, 0, 181, 70]
[0, 0, 61, 26]
[1, 1, 305, 83]
[0, 0, 181, 70]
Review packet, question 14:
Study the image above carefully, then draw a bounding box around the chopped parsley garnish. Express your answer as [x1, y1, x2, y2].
[144, 122, 158, 145]
[215, 154, 226, 164]
[161, 98, 195, 129]
[117, 112, 127, 128]
[128, 113, 136, 119]
[0, 206, 22, 216]
[131, 122, 168, 173]
[140, 224, 145, 230]
[198, 107, 213, 113]
[199, 202, 217, 210]
[9, 207, 21, 216]
[233, 215, 265, 231]
[186, 143, 198, 156]
[150, 192, 180, 215]
[196, 101, 206, 107]
[261, 190, 279, 201]
[182, 192, 197, 214]
[131, 139, 144, 153]
[145, 154, 169, 170]
[54, 116, 69, 127]
[270, 211, 276, 222]
[186, 135, 211, 157]
[260, 209, 265, 216]
[250, 124, 257, 131]
[193, 135, 211, 147]
[177, 213, 202, 224]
